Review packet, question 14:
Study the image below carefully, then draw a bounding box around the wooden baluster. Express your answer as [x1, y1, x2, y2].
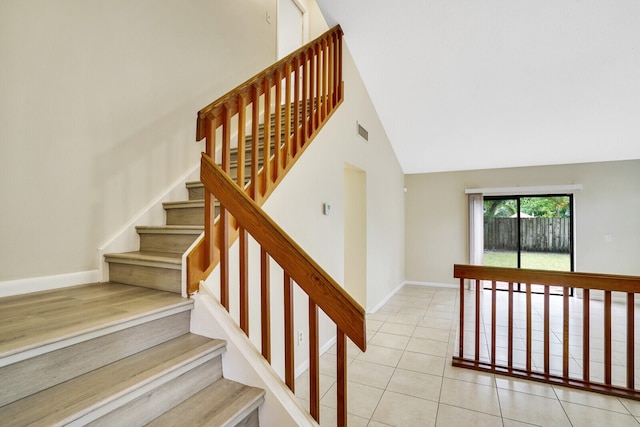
[219, 106, 231, 310]
[508, 282, 514, 370]
[458, 278, 464, 358]
[309, 299, 320, 422]
[314, 43, 320, 132]
[583, 288, 590, 382]
[251, 84, 260, 201]
[261, 247, 271, 363]
[237, 94, 247, 189]
[292, 56, 300, 159]
[219, 210, 229, 310]
[239, 226, 248, 334]
[263, 77, 271, 197]
[627, 292, 635, 389]
[204, 116, 216, 267]
[337, 327, 347, 427]
[284, 272, 294, 391]
[284, 62, 292, 169]
[328, 35, 335, 110]
[526, 283, 532, 373]
[604, 290, 612, 385]
[323, 39, 329, 120]
[337, 30, 343, 101]
[491, 280, 497, 367]
[475, 279, 481, 361]
[563, 286, 570, 378]
[301, 51, 308, 150]
[544, 285, 550, 376]
[274, 69, 282, 180]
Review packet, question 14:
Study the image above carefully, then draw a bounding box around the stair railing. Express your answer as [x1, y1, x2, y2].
[187, 25, 344, 295]
[454, 264, 640, 400]
[201, 153, 366, 425]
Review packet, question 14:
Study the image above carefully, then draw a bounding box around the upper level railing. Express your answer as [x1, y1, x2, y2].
[200, 153, 366, 425]
[187, 25, 344, 294]
[454, 264, 640, 400]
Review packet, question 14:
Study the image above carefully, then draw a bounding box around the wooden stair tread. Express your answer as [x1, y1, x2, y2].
[146, 378, 265, 427]
[104, 251, 182, 265]
[0, 283, 191, 362]
[0, 334, 226, 427]
[163, 200, 205, 208]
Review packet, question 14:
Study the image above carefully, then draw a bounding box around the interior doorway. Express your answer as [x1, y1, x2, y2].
[344, 164, 366, 306]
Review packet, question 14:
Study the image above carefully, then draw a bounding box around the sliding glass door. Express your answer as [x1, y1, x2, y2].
[483, 195, 574, 294]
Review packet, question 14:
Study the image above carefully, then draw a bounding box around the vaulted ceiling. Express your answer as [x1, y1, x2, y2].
[316, 0, 640, 174]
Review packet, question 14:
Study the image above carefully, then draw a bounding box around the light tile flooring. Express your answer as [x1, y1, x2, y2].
[295, 284, 640, 426]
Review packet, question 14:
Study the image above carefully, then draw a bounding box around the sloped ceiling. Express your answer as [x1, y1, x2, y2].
[316, 0, 640, 174]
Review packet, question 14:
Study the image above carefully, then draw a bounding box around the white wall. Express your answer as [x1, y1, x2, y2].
[405, 160, 640, 285]
[0, 0, 277, 282]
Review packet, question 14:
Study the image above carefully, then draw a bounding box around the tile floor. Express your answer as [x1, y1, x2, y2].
[295, 284, 640, 426]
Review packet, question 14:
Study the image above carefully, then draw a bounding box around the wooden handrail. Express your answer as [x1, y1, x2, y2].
[202, 152, 364, 425]
[453, 264, 640, 400]
[196, 25, 343, 142]
[188, 25, 351, 424]
[187, 25, 344, 295]
[454, 264, 640, 291]
[201, 153, 366, 350]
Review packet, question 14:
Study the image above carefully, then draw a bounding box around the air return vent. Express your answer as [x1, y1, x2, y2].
[356, 121, 369, 141]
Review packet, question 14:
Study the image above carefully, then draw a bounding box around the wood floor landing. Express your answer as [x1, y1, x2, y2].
[0, 282, 191, 360]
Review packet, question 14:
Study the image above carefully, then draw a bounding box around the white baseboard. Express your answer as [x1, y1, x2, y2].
[0, 270, 100, 298]
[367, 281, 460, 314]
[402, 280, 459, 289]
[368, 282, 405, 314]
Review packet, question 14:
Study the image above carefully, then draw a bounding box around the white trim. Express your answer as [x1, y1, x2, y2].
[97, 164, 200, 282]
[367, 282, 404, 314]
[368, 281, 459, 314]
[191, 288, 318, 426]
[402, 280, 459, 289]
[465, 184, 583, 196]
[0, 270, 100, 298]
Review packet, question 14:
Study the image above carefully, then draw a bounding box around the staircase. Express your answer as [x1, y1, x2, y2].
[0, 120, 285, 426]
[0, 283, 264, 426]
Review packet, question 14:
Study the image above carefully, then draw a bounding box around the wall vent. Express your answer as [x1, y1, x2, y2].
[356, 121, 369, 141]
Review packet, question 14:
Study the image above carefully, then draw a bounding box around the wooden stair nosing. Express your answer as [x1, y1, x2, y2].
[104, 251, 182, 270]
[0, 335, 226, 427]
[135, 225, 204, 235]
[145, 378, 265, 427]
[0, 310, 191, 407]
[0, 290, 193, 367]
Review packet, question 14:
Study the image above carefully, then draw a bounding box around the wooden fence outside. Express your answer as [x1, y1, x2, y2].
[484, 218, 570, 252]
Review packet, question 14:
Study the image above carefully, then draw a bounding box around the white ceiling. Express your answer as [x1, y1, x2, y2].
[316, 0, 640, 174]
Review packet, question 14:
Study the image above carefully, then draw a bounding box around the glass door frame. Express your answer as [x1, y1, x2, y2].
[483, 193, 575, 295]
